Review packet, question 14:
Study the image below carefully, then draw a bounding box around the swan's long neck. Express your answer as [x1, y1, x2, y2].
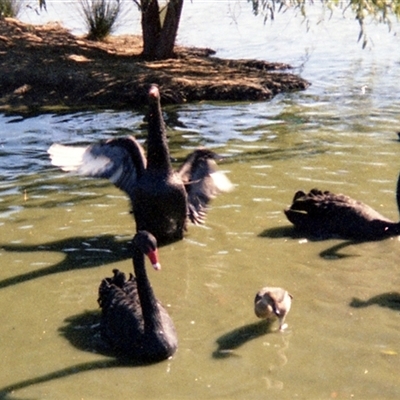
[396, 172, 400, 217]
[132, 247, 162, 333]
[146, 97, 172, 174]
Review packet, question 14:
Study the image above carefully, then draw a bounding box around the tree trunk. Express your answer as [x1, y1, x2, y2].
[155, 0, 184, 59]
[140, 0, 184, 60]
[141, 0, 162, 60]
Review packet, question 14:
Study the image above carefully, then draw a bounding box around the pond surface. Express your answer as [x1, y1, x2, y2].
[2, 2, 400, 399]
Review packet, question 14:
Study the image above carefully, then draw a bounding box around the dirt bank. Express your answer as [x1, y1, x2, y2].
[0, 18, 310, 114]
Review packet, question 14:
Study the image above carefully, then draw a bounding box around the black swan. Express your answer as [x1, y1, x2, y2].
[254, 287, 293, 331]
[98, 231, 177, 362]
[284, 175, 400, 240]
[48, 84, 232, 244]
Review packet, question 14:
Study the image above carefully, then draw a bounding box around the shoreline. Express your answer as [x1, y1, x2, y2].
[0, 18, 310, 115]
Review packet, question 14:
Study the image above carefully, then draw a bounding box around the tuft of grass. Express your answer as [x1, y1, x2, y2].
[78, 0, 122, 41]
[0, 0, 23, 17]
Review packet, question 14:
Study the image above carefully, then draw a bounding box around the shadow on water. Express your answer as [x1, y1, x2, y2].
[0, 235, 132, 290]
[57, 309, 136, 361]
[0, 310, 163, 400]
[212, 320, 274, 359]
[0, 318, 284, 398]
[0, 359, 121, 400]
[0, 357, 157, 400]
[58, 309, 107, 355]
[350, 292, 400, 311]
[259, 226, 373, 260]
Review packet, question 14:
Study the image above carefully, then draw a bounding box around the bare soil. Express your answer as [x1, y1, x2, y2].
[0, 18, 310, 114]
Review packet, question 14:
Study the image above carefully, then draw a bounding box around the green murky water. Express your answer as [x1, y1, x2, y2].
[1, 96, 400, 399]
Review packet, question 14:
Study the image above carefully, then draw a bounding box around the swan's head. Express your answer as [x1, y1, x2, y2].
[148, 84, 160, 101]
[134, 231, 161, 270]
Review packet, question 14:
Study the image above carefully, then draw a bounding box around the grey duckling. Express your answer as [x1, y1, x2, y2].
[254, 287, 293, 331]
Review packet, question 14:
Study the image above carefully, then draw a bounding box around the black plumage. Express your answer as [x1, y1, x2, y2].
[284, 174, 400, 240]
[48, 84, 232, 244]
[98, 231, 177, 363]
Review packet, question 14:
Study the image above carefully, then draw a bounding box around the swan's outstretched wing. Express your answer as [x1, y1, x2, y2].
[48, 137, 146, 197]
[177, 149, 233, 224]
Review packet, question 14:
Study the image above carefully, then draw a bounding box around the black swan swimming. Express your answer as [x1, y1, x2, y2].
[98, 231, 177, 362]
[48, 84, 233, 244]
[284, 174, 400, 240]
[254, 287, 293, 331]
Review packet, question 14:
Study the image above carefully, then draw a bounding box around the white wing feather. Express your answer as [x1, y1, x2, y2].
[48, 143, 112, 176]
[210, 171, 234, 194]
